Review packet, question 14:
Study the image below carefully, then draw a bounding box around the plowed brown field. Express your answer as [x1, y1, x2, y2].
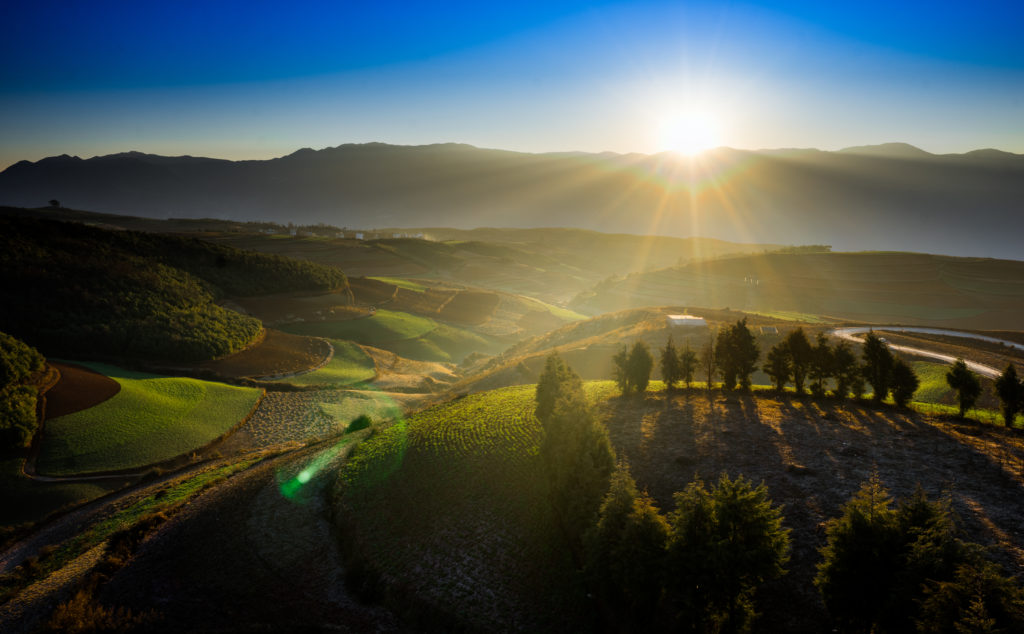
[196, 329, 330, 378]
[44, 363, 120, 419]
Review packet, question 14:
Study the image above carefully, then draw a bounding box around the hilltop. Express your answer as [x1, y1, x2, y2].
[2, 142, 1024, 258]
[571, 251, 1024, 330]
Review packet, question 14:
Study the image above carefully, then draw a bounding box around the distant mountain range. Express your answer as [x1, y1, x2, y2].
[2, 142, 1022, 259]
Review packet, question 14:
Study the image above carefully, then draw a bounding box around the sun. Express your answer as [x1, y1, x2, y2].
[658, 112, 722, 156]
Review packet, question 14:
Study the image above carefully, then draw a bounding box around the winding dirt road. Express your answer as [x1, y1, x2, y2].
[829, 326, 1021, 378]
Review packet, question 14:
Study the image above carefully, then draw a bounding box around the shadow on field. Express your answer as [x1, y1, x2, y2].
[599, 389, 1024, 634]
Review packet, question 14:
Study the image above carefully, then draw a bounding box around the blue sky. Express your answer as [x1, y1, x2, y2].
[2, 0, 1022, 168]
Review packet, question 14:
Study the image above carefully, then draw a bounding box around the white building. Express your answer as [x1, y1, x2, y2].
[666, 314, 707, 328]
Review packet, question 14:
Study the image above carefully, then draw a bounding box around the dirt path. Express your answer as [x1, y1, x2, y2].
[0, 543, 108, 633]
[98, 439, 398, 631]
[830, 326, 1006, 378]
[0, 462, 212, 577]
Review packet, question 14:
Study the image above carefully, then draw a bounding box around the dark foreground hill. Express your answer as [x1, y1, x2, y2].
[2, 142, 1023, 258]
[331, 384, 1024, 632]
[0, 212, 348, 362]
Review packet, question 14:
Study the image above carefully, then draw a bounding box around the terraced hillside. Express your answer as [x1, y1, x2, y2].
[571, 252, 1024, 330]
[280, 309, 502, 364]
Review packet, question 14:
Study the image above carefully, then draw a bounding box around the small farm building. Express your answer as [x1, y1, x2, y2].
[666, 314, 707, 328]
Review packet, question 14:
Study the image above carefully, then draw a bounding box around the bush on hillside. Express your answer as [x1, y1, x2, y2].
[946, 359, 982, 419]
[0, 330, 44, 388]
[666, 474, 790, 632]
[0, 384, 38, 451]
[891, 358, 920, 408]
[346, 414, 372, 433]
[0, 331, 44, 451]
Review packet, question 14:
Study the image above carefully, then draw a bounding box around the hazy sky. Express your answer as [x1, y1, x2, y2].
[2, 0, 1023, 169]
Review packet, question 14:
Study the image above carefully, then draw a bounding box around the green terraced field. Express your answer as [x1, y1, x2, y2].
[281, 309, 436, 345]
[282, 309, 499, 363]
[37, 363, 262, 476]
[368, 276, 427, 292]
[275, 340, 376, 387]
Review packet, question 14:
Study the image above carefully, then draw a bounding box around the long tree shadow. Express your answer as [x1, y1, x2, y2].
[605, 389, 1024, 633]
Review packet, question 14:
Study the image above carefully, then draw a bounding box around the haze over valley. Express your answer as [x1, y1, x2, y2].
[3, 141, 1023, 258]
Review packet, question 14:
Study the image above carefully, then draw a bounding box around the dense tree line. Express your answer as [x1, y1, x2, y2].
[0, 331, 44, 450]
[0, 216, 349, 362]
[763, 329, 919, 405]
[618, 323, 1024, 427]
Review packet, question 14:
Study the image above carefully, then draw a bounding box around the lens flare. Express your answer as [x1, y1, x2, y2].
[659, 112, 721, 156]
[277, 385, 406, 503]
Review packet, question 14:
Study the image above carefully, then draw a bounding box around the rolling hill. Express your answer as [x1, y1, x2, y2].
[2, 142, 1023, 258]
[570, 251, 1024, 330]
[0, 212, 349, 362]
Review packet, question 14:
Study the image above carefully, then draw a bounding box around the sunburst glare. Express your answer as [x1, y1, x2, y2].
[658, 111, 722, 156]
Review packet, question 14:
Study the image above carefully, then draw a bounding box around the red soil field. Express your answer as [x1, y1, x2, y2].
[44, 362, 121, 419]
[195, 328, 331, 378]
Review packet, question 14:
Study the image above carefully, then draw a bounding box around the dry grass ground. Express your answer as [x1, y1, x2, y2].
[599, 389, 1024, 632]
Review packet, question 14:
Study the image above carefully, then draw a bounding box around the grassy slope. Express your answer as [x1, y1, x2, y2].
[273, 340, 376, 387]
[37, 363, 262, 476]
[368, 276, 427, 292]
[281, 309, 499, 363]
[282, 310, 434, 344]
[335, 385, 580, 631]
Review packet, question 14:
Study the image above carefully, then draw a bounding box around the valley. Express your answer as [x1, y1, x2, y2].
[1, 205, 1023, 632]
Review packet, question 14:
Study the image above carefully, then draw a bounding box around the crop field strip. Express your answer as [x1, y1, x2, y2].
[36, 363, 263, 476]
[336, 385, 580, 631]
[271, 339, 376, 387]
[281, 308, 500, 363]
[282, 309, 436, 345]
